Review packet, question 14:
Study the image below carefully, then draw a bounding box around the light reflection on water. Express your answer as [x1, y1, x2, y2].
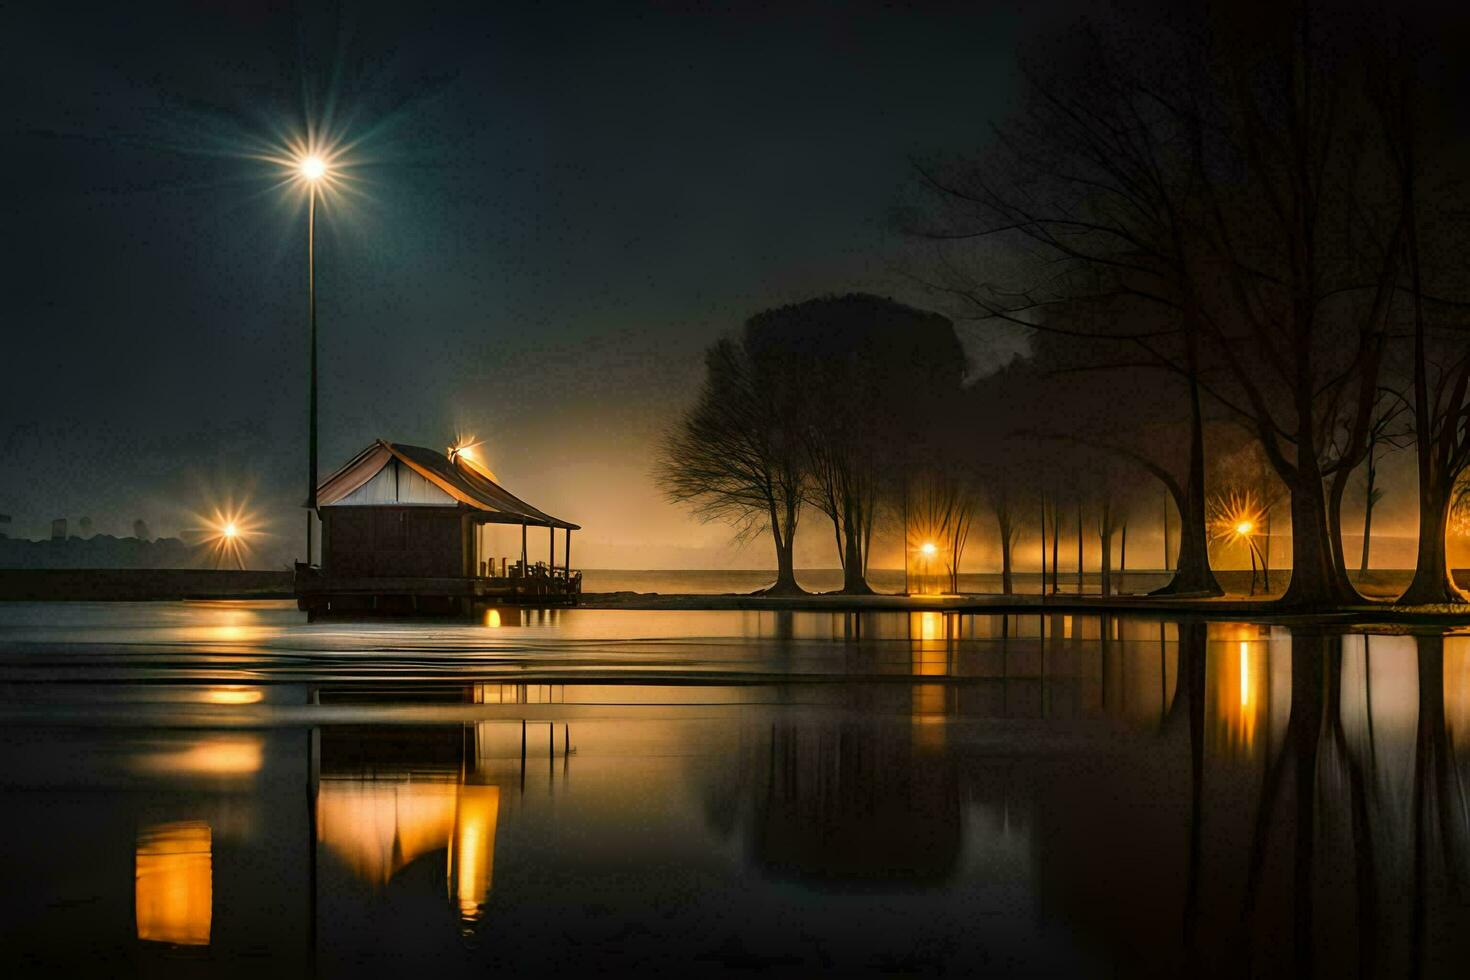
[135, 822, 212, 946]
[1, 603, 1469, 976]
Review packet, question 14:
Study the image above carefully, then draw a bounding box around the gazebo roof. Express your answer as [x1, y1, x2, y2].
[317, 439, 579, 530]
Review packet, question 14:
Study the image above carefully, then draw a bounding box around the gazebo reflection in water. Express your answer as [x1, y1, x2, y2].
[313, 683, 571, 932]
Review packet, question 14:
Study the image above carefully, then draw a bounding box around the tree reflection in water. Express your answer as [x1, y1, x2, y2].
[697, 617, 1470, 977]
[708, 686, 964, 889]
[1191, 627, 1470, 978]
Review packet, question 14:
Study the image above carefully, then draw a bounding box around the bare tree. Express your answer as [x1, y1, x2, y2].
[1349, 392, 1410, 573]
[905, 18, 1224, 597]
[1089, 455, 1143, 596]
[912, 2, 1412, 606]
[1376, 19, 1470, 604]
[746, 294, 965, 594]
[982, 474, 1022, 595]
[659, 336, 807, 595]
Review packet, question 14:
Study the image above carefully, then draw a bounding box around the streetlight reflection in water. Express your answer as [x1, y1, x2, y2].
[135, 822, 212, 946]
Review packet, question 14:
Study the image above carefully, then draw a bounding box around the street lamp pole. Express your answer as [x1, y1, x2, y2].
[295, 152, 326, 565]
[306, 180, 317, 566]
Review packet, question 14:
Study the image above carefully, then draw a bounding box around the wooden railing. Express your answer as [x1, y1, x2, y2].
[476, 561, 581, 595]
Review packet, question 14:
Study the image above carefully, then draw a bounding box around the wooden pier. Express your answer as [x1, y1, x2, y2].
[295, 563, 581, 617]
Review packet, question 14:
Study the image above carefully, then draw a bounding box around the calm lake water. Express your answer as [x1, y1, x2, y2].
[1, 601, 1468, 977]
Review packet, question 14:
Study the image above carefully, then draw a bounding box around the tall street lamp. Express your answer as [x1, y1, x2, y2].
[297, 153, 327, 565]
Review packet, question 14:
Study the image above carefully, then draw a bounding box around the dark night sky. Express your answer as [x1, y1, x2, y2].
[4, 1, 1054, 567]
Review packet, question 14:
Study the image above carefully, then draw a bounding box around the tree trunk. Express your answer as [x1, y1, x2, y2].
[1360, 465, 1376, 573]
[1120, 523, 1128, 595]
[1279, 466, 1358, 607]
[1163, 489, 1172, 571]
[767, 536, 802, 595]
[1039, 493, 1047, 597]
[861, 494, 875, 579]
[1050, 500, 1060, 594]
[1000, 523, 1014, 595]
[1397, 104, 1466, 608]
[1151, 374, 1222, 596]
[1076, 500, 1084, 596]
[902, 485, 910, 595]
[1151, 482, 1221, 596]
[829, 501, 845, 574]
[763, 498, 806, 596]
[1327, 469, 1352, 596]
[839, 499, 872, 594]
[1399, 479, 1464, 605]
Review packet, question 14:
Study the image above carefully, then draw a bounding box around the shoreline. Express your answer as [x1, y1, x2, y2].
[576, 590, 1470, 625]
[3, 567, 1468, 625]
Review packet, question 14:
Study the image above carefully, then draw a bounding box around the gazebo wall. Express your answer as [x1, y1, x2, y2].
[322, 505, 468, 578]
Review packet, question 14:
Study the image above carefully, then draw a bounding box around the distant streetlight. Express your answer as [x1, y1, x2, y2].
[204, 508, 256, 571]
[1210, 493, 1268, 597]
[295, 151, 329, 566]
[1230, 516, 1264, 595]
[917, 541, 938, 594]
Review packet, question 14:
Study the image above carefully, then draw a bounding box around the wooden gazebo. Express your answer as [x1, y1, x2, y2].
[294, 439, 581, 616]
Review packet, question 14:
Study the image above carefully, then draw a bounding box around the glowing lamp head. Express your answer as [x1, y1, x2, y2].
[299, 155, 327, 182]
[222, 523, 238, 540]
[1234, 520, 1254, 537]
[920, 542, 938, 557]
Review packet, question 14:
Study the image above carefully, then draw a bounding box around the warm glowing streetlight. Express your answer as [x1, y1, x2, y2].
[299, 155, 327, 182]
[449, 435, 498, 480]
[201, 507, 257, 571]
[1210, 494, 1267, 596]
[449, 439, 482, 465]
[914, 541, 940, 596]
